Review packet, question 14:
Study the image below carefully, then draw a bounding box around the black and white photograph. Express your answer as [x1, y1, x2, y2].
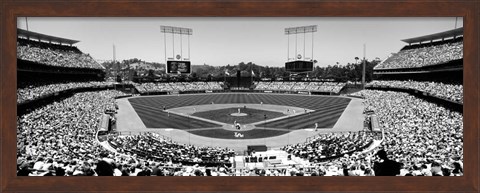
[16, 17, 463, 177]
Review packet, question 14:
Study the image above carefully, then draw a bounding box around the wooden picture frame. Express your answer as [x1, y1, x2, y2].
[1, 1, 478, 192]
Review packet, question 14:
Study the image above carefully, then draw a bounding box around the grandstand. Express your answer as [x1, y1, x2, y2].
[133, 82, 225, 95]
[373, 27, 463, 83]
[17, 29, 104, 71]
[253, 81, 346, 95]
[354, 27, 464, 177]
[368, 27, 463, 111]
[16, 29, 113, 114]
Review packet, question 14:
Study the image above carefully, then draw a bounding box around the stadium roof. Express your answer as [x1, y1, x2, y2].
[17, 28, 80, 45]
[401, 27, 463, 44]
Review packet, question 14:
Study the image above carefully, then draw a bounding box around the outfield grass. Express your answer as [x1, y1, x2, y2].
[192, 107, 285, 124]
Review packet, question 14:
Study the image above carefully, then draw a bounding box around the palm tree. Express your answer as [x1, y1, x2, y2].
[354, 57, 359, 64]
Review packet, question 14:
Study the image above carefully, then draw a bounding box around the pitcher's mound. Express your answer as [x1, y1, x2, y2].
[230, 113, 248, 117]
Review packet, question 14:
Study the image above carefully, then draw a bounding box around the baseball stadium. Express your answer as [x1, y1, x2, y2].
[16, 20, 463, 177]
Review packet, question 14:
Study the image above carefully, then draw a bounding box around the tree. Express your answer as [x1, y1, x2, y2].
[190, 72, 198, 81]
[366, 59, 380, 82]
[238, 62, 247, 71]
[147, 69, 155, 78]
[264, 66, 272, 79]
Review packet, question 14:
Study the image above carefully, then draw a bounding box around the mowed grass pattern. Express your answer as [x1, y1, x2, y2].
[128, 93, 350, 131]
[192, 108, 285, 124]
[129, 102, 221, 129]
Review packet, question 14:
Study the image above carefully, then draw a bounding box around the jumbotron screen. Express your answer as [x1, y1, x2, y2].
[167, 60, 191, 74]
[285, 60, 314, 72]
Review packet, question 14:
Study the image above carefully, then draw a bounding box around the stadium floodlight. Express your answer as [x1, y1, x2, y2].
[284, 25, 317, 35]
[161, 26, 193, 35]
[161, 25, 193, 75]
[285, 25, 317, 73]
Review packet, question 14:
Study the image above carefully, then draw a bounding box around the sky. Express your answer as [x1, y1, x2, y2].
[17, 17, 462, 67]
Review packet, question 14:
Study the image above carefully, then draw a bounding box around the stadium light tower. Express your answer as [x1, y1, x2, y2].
[284, 25, 317, 74]
[161, 26, 193, 75]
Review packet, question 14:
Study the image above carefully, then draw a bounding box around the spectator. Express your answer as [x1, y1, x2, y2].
[373, 150, 401, 176]
[451, 162, 463, 176]
[95, 160, 114, 176]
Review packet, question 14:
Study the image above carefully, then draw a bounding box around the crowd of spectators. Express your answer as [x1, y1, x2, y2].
[254, 82, 271, 90]
[108, 132, 235, 166]
[135, 82, 172, 93]
[375, 40, 463, 69]
[17, 38, 104, 69]
[366, 80, 463, 103]
[15, 87, 238, 176]
[254, 81, 346, 93]
[280, 89, 463, 176]
[290, 82, 309, 90]
[17, 81, 117, 104]
[341, 90, 463, 176]
[16, 90, 125, 176]
[134, 82, 224, 94]
[280, 151, 378, 176]
[282, 132, 374, 163]
[305, 82, 346, 93]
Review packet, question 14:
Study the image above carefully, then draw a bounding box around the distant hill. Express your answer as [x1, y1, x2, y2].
[192, 64, 212, 72]
[129, 62, 164, 71]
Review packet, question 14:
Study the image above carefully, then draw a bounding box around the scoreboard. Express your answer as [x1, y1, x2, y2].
[285, 60, 314, 72]
[167, 60, 191, 74]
